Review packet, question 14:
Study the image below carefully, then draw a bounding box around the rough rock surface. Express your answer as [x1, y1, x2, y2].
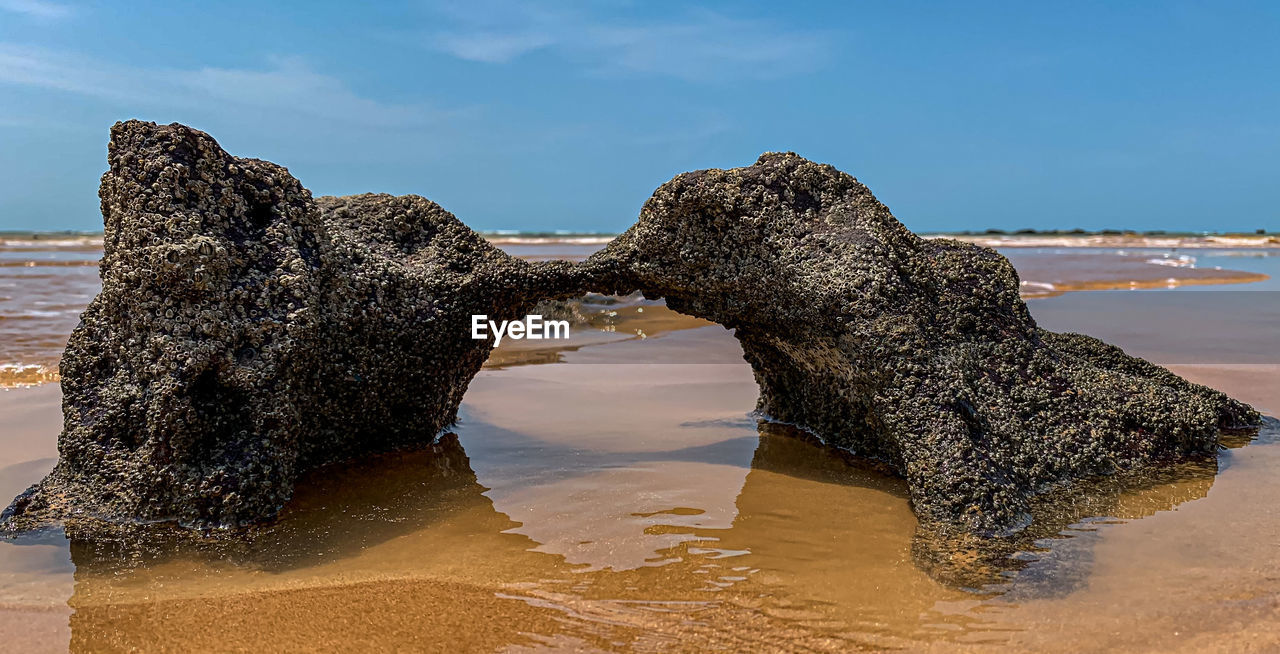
[1, 123, 1262, 540]
[1, 121, 579, 530]
[582, 152, 1261, 537]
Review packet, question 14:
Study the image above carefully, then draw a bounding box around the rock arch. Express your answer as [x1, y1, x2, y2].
[1, 121, 1260, 540]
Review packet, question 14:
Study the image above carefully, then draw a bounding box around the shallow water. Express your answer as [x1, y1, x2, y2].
[0, 243, 100, 387]
[1, 240, 1273, 387]
[0, 243, 1278, 652]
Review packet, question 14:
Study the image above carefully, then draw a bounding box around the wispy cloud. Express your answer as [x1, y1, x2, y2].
[434, 31, 556, 64]
[421, 2, 829, 81]
[0, 0, 72, 19]
[0, 45, 445, 128]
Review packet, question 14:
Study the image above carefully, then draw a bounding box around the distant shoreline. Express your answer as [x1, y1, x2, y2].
[2, 229, 1277, 249]
[932, 232, 1280, 249]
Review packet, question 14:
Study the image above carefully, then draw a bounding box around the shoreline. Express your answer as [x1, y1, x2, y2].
[1019, 270, 1270, 298]
[5, 232, 1280, 249]
[929, 233, 1280, 249]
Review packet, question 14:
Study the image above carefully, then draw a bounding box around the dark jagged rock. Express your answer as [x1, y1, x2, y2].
[1, 124, 1262, 542]
[582, 152, 1261, 537]
[1, 121, 581, 531]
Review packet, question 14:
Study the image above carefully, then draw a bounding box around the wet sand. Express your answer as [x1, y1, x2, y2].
[0, 303, 1277, 651]
[0, 384, 68, 654]
[0, 245, 1277, 651]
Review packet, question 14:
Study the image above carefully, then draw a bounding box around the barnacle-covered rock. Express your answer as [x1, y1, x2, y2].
[0, 121, 580, 531]
[1, 126, 1262, 543]
[583, 152, 1261, 537]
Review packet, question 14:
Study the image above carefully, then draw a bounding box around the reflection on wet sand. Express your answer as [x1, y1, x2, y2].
[56, 421, 927, 650]
[36, 320, 1249, 652]
[912, 452, 1220, 592]
[52, 420, 1235, 652]
[62, 435, 600, 652]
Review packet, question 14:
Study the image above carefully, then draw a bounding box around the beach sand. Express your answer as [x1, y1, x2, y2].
[0, 245, 1277, 652]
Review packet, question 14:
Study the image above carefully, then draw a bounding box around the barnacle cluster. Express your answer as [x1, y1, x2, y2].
[2, 121, 581, 531]
[582, 153, 1260, 536]
[0, 122, 1261, 540]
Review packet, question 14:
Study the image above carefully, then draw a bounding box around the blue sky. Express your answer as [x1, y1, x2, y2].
[0, 1, 1277, 233]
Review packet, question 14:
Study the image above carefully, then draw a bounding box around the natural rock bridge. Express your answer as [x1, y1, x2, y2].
[1, 121, 1261, 542]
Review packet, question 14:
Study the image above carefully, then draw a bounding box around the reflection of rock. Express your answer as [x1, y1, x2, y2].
[584, 152, 1260, 537]
[457, 356, 760, 571]
[910, 453, 1219, 589]
[921, 425, 1278, 591]
[2, 121, 581, 532]
[723, 421, 966, 635]
[0, 126, 1262, 541]
[60, 433, 525, 573]
[59, 433, 599, 651]
[46, 412, 1250, 650]
[743, 420, 1219, 598]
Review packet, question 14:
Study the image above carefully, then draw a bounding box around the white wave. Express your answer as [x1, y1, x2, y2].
[1145, 254, 1196, 268]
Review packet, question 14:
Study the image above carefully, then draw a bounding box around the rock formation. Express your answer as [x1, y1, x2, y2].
[581, 152, 1260, 537]
[2, 121, 581, 531]
[1, 121, 1261, 542]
